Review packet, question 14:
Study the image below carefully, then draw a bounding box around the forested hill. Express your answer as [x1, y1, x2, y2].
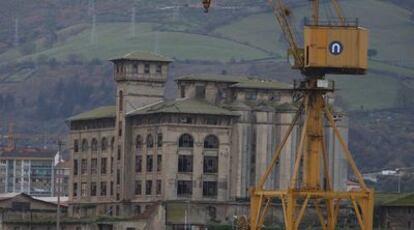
[0, 0, 413, 178]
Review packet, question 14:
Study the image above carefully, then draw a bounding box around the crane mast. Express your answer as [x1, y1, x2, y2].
[202, 1, 373, 229]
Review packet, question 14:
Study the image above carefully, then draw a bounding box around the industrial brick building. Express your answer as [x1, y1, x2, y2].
[67, 51, 348, 229]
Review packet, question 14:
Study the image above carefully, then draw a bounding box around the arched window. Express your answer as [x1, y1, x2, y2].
[91, 138, 98, 153]
[204, 135, 219, 149]
[136, 135, 143, 149]
[179, 134, 194, 148]
[101, 137, 108, 152]
[81, 139, 88, 152]
[146, 134, 154, 148]
[111, 137, 115, 151]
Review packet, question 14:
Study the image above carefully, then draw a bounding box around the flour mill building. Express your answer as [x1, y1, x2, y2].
[66, 51, 348, 228]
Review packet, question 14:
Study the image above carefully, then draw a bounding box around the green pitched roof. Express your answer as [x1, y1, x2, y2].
[110, 51, 173, 62]
[176, 74, 291, 90]
[67, 106, 116, 121]
[127, 99, 238, 116]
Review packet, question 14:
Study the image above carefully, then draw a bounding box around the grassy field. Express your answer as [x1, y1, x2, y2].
[0, 22, 271, 63]
[331, 73, 400, 111]
[213, 0, 414, 111]
[213, 0, 414, 70]
[0, 0, 411, 111]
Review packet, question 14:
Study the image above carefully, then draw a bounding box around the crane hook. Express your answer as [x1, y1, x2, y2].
[202, 0, 211, 13]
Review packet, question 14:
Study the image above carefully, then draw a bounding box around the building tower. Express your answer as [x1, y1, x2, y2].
[110, 51, 172, 204]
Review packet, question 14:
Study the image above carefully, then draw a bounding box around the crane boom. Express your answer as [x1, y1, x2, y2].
[331, 0, 346, 25]
[311, 0, 320, 24]
[268, 0, 304, 68]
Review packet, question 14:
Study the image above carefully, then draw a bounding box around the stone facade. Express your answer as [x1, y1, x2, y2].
[66, 51, 348, 229]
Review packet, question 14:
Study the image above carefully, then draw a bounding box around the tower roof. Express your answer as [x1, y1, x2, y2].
[110, 51, 173, 62]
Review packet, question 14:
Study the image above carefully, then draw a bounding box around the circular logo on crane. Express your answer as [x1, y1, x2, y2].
[329, 41, 343, 55]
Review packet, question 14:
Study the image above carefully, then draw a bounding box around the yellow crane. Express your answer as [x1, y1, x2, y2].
[203, 0, 374, 229]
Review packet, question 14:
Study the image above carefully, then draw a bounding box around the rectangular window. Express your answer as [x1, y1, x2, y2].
[116, 169, 120, 185]
[81, 182, 87, 197]
[91, 158, 97, 174]
[133, 64, 138, 73]
[135, 156, 142, 173]
[195, 85, 206, 99]
[100, 182, 107, 196]
[117, 64, 124, 73]
[203, 181, 218, 197]
[134, 205, 141, 215]
[73, 159, 78, 175]
[145, 180, 152, 195]
[246, 91, 257, 100]
[203, 156, 218, 173]
[91, 182, 97, 196]
[101, 158, 107, 174]
[119, 91, 123, 112]
[178, 155, 193, 173]
[111, 157, 114, 174]
[144, 64, 150, 74]
[156, 64, 162, 73]
[110, 182, 114, 195]
[81, 159, 87, 174]
[206, 117, 218, 125]
[118, 121, 122, 136]
[180, 86, 186, 98]
[157, 133, 162, 147]
[117, 145, 121, 160]
[156, 180, 161, 195]
[74, 140, 79, 152]
[157, 155, 162, 172]
[177, 180, 192, 196]
[73, 183, 78, 197]
[146, 155, 153, 172]
[135, 181, 142, 195]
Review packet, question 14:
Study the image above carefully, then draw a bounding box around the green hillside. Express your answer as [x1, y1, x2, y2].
[213, 0, 414, 111]
[214, 0, 414, 68]
[330, 74, 400, 110]
[0, 22, 270, 63]
[0, 0, 412, 112]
